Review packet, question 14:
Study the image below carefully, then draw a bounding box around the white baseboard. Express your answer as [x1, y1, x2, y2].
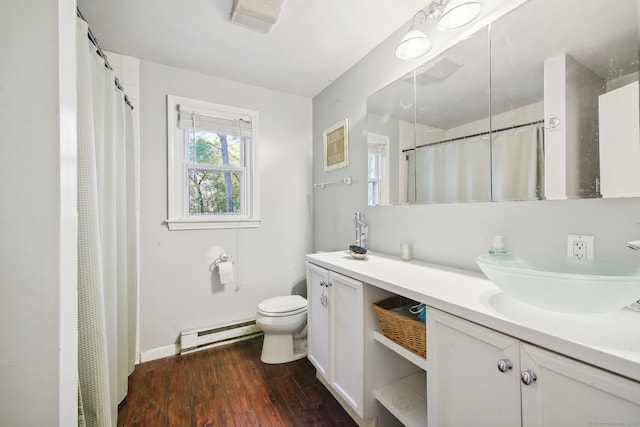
[138, 333, 263, 363]
[139, 343, 180, 363]
[139, 317, 263, 363]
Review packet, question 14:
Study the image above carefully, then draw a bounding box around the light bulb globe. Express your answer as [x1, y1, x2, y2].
[437, 1, 483, 31]
[395, 28, 432, 60]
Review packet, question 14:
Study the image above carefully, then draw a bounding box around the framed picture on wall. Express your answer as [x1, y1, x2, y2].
[323, 119, 349, 172]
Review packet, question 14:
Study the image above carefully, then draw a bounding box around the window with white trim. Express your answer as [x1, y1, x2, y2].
[368, 132, 390, 206]
[166, 95, 260, 230]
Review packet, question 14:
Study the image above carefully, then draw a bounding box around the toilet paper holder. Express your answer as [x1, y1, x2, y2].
[213, 252, 234, 269]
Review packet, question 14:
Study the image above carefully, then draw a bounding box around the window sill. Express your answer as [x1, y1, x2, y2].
[165, 218, 262, 231]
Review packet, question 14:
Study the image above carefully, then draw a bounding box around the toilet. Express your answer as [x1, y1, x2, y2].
[256, 295, 308, 364]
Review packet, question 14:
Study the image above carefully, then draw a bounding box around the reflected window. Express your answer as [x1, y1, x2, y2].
[368, 133, 390, 206]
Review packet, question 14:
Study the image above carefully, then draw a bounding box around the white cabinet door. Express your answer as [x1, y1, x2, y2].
[330, 271, 364, 416]
[427, 308, 522, 427]
[306, 262, 330, 378]
[520, 342, 640, 427]
[306, 263, 365, 417]
[428, 308, 640, 427]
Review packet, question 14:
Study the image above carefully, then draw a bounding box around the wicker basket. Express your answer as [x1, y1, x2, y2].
[373, 296, 426, 358]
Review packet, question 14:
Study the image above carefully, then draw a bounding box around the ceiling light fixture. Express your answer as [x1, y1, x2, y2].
[395, 0, 483, 60]
[395, 12, 432, 61]
[437, 0, 483, 31]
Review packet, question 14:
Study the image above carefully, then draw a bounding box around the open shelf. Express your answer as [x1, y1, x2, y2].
[374, 331, 427, 370]
[374, 371, 427, 427]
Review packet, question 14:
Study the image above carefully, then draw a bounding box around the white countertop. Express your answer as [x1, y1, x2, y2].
[306, 251, 640, 382]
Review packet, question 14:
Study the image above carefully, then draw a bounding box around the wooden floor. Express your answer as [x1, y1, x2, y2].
[117, 336, 358, 426]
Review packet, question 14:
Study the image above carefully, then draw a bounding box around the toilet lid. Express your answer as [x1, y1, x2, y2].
[258, 295, 307, 315]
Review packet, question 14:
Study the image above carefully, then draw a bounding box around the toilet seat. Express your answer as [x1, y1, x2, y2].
[258, 295, 307, 317]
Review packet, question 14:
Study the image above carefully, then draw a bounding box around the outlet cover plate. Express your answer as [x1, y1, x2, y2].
[567, 234, 594, 259]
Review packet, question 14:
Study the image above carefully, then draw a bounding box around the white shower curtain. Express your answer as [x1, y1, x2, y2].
[410, 136, 492, 203]
[491, 125, 545, 201]
[407, 126, 544, 204]
[76, 17, 138, 427]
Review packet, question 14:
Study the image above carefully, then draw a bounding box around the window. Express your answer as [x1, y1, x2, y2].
[367, 133, 390, 206]
[166, 95, 260, 230]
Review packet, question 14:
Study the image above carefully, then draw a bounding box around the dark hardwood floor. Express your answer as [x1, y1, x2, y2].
[117, 336, 358, 426]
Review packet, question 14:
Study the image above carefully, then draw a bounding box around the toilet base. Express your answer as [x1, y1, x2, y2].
[260, 333, 307, 364]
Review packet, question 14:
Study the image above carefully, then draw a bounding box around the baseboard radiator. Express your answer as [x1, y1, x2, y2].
[180, 318, 262, 355]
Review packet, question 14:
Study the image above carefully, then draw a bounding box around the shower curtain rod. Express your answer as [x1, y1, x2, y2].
[402, 119, 544, 153]
[76, 7, 133, 110]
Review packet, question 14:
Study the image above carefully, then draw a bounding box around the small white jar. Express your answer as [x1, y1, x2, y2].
[401, 242, 412, 261]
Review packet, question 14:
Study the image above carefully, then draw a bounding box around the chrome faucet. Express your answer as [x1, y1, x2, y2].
[354, 212, 368, 249]
[627, 240, 640, 250]
[627, 221, 640, 250]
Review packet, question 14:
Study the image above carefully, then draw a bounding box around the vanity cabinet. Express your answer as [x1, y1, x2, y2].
[426, 308, 520, 426]
[306, 262, 364, 417]
[520, 343, 640, 426]
[427, 308, 640, 427]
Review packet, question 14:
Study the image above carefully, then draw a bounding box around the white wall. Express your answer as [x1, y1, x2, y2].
[0, 0, 77, 425]
[138, 61, 313, 355]
[312, 1, 640, 271]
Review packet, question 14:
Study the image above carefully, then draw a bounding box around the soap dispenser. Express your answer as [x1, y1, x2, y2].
[489, 235, 507, 254]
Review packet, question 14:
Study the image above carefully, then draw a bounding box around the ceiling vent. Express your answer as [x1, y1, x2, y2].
[231, 0, 284, 33]
[416, 56, 463, 83]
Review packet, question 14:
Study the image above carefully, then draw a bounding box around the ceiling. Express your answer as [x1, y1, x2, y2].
[76, 0, 428, 98]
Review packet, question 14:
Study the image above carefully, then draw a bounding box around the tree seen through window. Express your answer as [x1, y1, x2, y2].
[187, 129, 243, 215]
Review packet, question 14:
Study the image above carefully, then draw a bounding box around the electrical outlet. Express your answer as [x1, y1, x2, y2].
[573, 241, 587, 259]
[567, 234, 594, 259]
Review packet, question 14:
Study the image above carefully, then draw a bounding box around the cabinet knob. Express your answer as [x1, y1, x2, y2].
[497, 359, 513, 373]
[520, 369, 537, 386]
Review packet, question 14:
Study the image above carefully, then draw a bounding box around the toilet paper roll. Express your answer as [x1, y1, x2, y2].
[218, 260, 234, 285]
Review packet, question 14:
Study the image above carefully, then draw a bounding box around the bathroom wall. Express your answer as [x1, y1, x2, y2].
[139, 61, 313, 356]
[312, 0, 640, 270]
[0, 0, 77, 425]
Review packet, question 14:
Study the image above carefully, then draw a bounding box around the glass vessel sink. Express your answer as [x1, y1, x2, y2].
[477, 254, 640, 314]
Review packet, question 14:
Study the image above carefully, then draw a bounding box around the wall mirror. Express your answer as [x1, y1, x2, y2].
[367, 69, 416, 206]
[367, 0, 639, 206]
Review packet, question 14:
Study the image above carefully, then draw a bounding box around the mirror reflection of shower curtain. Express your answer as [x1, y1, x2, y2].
[491, 126, 545, 201]
[409, 136, 491, 203]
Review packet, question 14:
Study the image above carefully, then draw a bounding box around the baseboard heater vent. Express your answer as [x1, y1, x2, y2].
[180, 319, 262, 355]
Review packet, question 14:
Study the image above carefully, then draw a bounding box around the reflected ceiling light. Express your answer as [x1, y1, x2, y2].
[437, 0, 483, 31]
[395, 0, 483, 60]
